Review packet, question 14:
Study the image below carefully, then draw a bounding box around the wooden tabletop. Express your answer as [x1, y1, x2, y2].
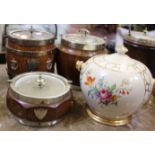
[0, 64, 155, 131]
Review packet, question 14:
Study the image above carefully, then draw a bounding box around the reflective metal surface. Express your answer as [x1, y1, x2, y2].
[8, 29, 55, 46]
[124, 31, 155, 47]
[10, 72, 71, 104]
[61, 29, 105, 51]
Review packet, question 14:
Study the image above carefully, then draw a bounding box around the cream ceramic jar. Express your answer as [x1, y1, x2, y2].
[77, 45, 153, 126]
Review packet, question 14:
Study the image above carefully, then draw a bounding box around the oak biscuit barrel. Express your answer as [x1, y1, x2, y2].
[6, 28, 56, 78]
[56, 29, 108, 86]
[7, 72, 73, 127]
[123, 30, 155, 78]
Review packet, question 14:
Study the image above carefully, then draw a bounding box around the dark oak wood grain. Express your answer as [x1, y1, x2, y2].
[124, 40, 155, 78]
[7, 88, 72, 122]
[6, 38, 56, 78]
[56, 45, 108, 86]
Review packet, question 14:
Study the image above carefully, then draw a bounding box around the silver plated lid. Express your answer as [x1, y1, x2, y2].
[124, 29, 155, 47]
[8, 27, 55, 46]
[61, 29, 106, 51]
[10, 72, 71, 104]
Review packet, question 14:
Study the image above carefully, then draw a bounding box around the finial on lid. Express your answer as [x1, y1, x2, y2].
[37, 74, 45, 88]
[115, 45, 128, 54]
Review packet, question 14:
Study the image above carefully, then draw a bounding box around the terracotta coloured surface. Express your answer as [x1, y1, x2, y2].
[0, 64, 155, 130]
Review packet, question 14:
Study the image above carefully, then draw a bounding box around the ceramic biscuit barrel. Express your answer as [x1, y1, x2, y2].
[77, 45, 153, 126]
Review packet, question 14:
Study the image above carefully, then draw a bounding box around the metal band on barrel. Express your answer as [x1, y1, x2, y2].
[6, 46, 54, 57]
[61, 39, 105, 51]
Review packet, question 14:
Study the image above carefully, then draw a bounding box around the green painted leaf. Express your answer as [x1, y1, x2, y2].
[88, 90, 92, 96]
[110, 84, 116, 92]
[88, 88, 95, 96]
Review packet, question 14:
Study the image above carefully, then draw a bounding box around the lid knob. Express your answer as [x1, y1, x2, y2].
[115, 45, 128, 54]
[37, 74, 45, 88]
[79, 28, 90, 37]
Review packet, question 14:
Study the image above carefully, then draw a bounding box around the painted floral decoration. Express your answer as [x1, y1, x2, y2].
[85, 75, 95, 86]
[84, 74, 131, 106]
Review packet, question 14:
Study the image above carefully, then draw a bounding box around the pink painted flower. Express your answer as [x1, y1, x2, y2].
[98, 88, 112, 104]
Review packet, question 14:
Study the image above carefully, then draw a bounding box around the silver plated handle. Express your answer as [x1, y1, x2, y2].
[128, 24, 148, 36]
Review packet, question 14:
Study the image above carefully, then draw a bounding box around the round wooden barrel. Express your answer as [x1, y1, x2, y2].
[6, 28, 56, 78]
[123, 30, 155, 78]
[56, 29, 108, 86]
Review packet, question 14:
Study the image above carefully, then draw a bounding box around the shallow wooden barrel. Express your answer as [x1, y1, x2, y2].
[7, 88, 72, 126]
[6, 72, 73, 127]
[6, 29, 56, 78]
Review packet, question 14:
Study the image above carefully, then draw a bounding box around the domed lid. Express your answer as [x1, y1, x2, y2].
[123, 29, 155, 47]
[92, 45, 150, 74]
[61, 29, 106, 51]
[8, 26, 55, 46]
[10, 72, 71, 101]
